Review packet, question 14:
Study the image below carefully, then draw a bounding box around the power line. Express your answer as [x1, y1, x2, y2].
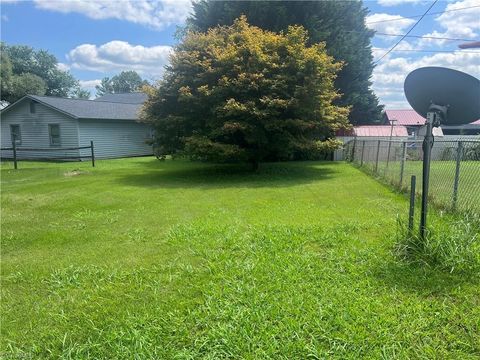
[374, 1, 438, 65]
[372, 48, 480, 54]
[366, 5, 480, 24]
[374, 33, 478, 42]
[346, 29, 478, 42]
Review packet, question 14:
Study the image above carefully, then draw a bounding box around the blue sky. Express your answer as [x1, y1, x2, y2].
[1, 0, 479, 108]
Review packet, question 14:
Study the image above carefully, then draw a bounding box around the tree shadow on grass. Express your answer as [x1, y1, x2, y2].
[114, 160, 337, 189]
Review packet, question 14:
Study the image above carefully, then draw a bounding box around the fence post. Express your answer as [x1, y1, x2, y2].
[12, 139, 18, 170]
[452, 141, 463, 210]
[408, 175, 416, 237]
[351, 137, 357, 163]
[399, 141, 407, 186]
[360, 140, 365, 167]
[90, 140, 95, 167]
[375, 140, 381, 173]
[386, 139, 392, 169]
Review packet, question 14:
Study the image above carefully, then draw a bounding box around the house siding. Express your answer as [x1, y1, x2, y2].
[0, 101, 80, 159]
[78, 119, 152, 159]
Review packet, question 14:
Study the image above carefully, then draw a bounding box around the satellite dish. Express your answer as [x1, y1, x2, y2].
[404, 67, 480, 125]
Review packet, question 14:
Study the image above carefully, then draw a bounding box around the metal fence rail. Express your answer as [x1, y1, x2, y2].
[344, 138, 480, 214]
[1, 141, 95, 169]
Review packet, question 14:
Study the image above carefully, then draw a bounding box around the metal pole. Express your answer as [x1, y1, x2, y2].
[12, 138, 18, 170]
[420, 112, 435, 240]
[386, 119, 397, 169]
[90, 140, 95, 167]
[399, 141, 407, 185]
[409, 175, 416, 237]
[452, 141, 463, 210]
[352, 137, 357, 163]
[360, 140, 365, 167]
[375, 140, 381, 173]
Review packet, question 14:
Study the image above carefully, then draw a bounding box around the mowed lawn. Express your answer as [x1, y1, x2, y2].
[364, 160, 480, 213]
[1, 158, 479, 359]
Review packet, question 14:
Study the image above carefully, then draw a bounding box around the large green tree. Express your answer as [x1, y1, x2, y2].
[1, 43, 78, 102]
[187, 0, 383, 125]
[142, 17, 349, 169]
[95, 71, 149, 96]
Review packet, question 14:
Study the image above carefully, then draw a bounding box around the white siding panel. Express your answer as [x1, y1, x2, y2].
[78, 119, 152, 159]
[0, 101, 80, 159]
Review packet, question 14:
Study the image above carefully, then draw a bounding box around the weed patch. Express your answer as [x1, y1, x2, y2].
[394, 214, 480, 273]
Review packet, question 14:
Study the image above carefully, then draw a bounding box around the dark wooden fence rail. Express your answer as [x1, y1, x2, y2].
[1, 140, 95, 169]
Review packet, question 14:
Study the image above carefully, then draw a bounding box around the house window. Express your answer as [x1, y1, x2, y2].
[48, 124, 61, 146]
[10, 124, 22, 145]
[30, 101, 36, 114]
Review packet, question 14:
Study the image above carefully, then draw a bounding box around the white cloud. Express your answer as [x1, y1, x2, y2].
[372, 51, 480, 109]
[377, 0, 427, 6]
[366, 13, 416, 34]
[32, 0, 192, 30]
[56, 62, 70, 72]
[67, 41, 173, 78]
[79, 79, 102, 98]
[79, 79, 102, 88]
[418, 0, 480, 47]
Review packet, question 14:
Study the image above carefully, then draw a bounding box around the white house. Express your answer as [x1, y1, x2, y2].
[0, 93, 153, 160]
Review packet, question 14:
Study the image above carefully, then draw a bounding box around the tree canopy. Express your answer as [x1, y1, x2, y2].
[142, 17, 349, 169]
[187, 0, 383, 125]
[1, 43, 78, 103]
[95, 71, 149, 96]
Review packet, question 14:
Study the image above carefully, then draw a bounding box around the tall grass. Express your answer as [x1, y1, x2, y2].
[395, 214, 480, 273]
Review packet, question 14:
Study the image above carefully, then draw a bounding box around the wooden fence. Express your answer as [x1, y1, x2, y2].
[1, 140, 95, 169]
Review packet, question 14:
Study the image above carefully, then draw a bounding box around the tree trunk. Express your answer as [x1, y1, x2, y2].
[250, 159, 259, 171]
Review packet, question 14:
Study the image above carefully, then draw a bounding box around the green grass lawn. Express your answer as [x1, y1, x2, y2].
[362, 159, 480, 214]
[1, 158, 479, 359]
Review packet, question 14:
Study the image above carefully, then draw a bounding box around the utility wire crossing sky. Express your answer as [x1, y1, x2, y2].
[1, 0, 479, 109]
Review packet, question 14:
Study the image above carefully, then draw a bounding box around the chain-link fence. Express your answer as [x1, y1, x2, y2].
[344, 138, 480, 214]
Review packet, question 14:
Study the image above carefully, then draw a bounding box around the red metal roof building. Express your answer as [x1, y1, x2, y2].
[384, 109, 479, 136]
[336, 125, 408, 137]
[353, 125, 408, 137]
[385, 109, 479, 127]
[384, 109, 426, 126]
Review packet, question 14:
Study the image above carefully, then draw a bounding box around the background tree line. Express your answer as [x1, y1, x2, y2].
[0, 42, 149, 104]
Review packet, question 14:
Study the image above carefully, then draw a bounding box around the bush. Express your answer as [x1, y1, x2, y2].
[464, 142, 480, 161]
[394, 214, 480, 273]
[141, 16, 350, 169]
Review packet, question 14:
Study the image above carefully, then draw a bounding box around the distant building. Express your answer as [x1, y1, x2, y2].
[441, 119, 480, 136]
[0, 93, 153, 160]
[384, 109, 479, 136]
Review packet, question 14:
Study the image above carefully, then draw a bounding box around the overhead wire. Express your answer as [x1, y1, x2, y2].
[365, 5, 480, 24]
[373, 0, 439, 65]
[373, 33, 478, 42]
[372, 48, 480, 54]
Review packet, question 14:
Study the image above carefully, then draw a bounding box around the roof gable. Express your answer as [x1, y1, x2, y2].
[385, 110, 426, 126]
[1, 95, 143, 121]
[1, 95, 78, 119]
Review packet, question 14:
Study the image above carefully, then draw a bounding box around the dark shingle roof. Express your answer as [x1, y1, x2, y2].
[94, 92, 148, 104]
[29, 95, 143, 120]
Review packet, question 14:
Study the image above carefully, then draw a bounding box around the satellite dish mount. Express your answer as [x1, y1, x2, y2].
[404, 67, 480, 240]
[419, 103, 446, 238]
